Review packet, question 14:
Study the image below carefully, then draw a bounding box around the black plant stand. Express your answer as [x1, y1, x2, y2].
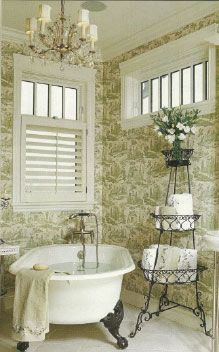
[130, 149, 211, 338]
[101, 300, 128, 349]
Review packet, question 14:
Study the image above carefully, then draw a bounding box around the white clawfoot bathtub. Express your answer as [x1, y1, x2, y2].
[10, 244, 135, 325]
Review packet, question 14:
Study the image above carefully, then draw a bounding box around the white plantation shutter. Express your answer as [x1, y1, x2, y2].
[20, 116, 87, 203]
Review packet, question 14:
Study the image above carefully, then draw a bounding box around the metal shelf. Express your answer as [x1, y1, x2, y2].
[150, 213, 201, 232]
[138, 260, 206, 285]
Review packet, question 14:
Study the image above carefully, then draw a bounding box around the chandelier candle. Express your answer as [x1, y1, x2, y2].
[77, 9, 90, 40]
[38, 4, 51, 22]
[87, 24, 98, 52]
[25, 18, 37, 45]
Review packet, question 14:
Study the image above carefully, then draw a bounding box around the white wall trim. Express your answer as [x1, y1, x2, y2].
[120, 24, 218, 74]
[13, 54, 96, 82]
[102, 2, 219, 61]
[13, 202, 95, 213]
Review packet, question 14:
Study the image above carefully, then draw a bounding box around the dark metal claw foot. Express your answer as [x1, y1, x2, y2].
[100, 300, 128, 349]
[17, 342, 29, 351]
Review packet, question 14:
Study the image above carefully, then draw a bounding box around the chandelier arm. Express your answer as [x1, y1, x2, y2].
[29, 45, 53, 56]
[61, 0, 65, 17]
[49, 22, 59, 46]
[67, 26, 77, 47]
[54, 21, 61, 46]
[38, 48, 54, 55]
[39, 34, 54, 49]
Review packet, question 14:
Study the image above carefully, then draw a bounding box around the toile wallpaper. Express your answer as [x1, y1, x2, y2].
[1, 11, 219, 313]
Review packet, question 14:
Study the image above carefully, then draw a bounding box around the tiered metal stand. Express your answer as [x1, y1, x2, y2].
[130, 149, 211, 338]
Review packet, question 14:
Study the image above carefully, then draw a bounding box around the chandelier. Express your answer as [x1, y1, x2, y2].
[24, 0, 99, 68]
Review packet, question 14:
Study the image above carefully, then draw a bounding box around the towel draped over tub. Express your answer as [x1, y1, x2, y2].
[12, 268, 54, 342]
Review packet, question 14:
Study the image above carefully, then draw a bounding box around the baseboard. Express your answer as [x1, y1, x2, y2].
[121, 289, 144, 308]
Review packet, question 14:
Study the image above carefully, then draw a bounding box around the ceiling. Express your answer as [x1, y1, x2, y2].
[2, 1, 219, 60]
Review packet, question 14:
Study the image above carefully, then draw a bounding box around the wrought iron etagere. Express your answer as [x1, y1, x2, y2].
[130, 149, 211, 338]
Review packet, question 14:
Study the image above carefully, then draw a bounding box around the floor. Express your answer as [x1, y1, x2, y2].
[0, 303, 212, 352]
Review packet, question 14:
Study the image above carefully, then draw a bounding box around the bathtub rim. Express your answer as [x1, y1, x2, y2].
[9, 244, 135, 281]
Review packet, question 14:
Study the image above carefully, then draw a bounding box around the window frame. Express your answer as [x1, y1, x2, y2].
[120, 25, 217, 129]
[13, 54, 96, 212]
[21, 74, 80, 120]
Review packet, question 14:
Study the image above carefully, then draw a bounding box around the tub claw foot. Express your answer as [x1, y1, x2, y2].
[17, 342, 29, 351]
[101, 300, 128, 349]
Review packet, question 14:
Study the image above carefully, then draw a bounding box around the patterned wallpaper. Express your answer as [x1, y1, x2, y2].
[1, 11, 219, 316]
[102, 13, 219, 313]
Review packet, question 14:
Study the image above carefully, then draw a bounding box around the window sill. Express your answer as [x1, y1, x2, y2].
[121, 99, 215, 130]
[13, 201, 94, 212]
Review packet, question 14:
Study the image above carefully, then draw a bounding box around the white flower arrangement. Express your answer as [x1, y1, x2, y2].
[152, 107, 199, 159]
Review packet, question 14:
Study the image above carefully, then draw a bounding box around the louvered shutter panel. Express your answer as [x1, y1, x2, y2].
[20, 117, 87, 203]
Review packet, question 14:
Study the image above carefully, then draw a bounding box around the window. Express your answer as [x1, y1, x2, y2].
[171, 70, 180, 108]
[13, 54, 95, 211]
[21, 81, 34, 115]
[182, 67, 191, 105]
[21, 80, 77, 120]
[160, 75, 169, 108]
[151, 78, 159, 112]
[141, 61, 208, 113]
[120, 25, 216, 129]
[141, 81, 149, 114]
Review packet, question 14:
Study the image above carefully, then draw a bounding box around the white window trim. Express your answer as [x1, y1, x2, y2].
[120, 24, 218, 129]
[13, 53, 96, 212]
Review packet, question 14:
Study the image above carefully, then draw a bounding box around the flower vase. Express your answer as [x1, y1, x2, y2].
[172, 140, 181, 160]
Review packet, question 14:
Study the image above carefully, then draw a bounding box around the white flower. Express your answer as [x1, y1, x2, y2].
[191, 126, 196, 134]
[176, 122, 184, 130]
[166, 134, 176, 144]
[162, 115, 168, 123]
[183, 126, 190, 133]
[178, 133, 186, 141]
[154, 125, 159, 131]
[158, 131, 162, 136]
[167, 128, 175, 135]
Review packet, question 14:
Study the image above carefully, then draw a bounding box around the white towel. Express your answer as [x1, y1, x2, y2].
[150, 245, 181, 283]
[142, 248, 157, 280]
[159, 206, 178, 231]
[168, 193, 194, 230]
[142, 245, 197, 284]
[149, 245, 170, 270]
[168, 193, 193, 215]
[155, 206, 161, 229]
[177, 248, 197, 282]
[142, 248, 157, 270]
[12, 268, 54, 342]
